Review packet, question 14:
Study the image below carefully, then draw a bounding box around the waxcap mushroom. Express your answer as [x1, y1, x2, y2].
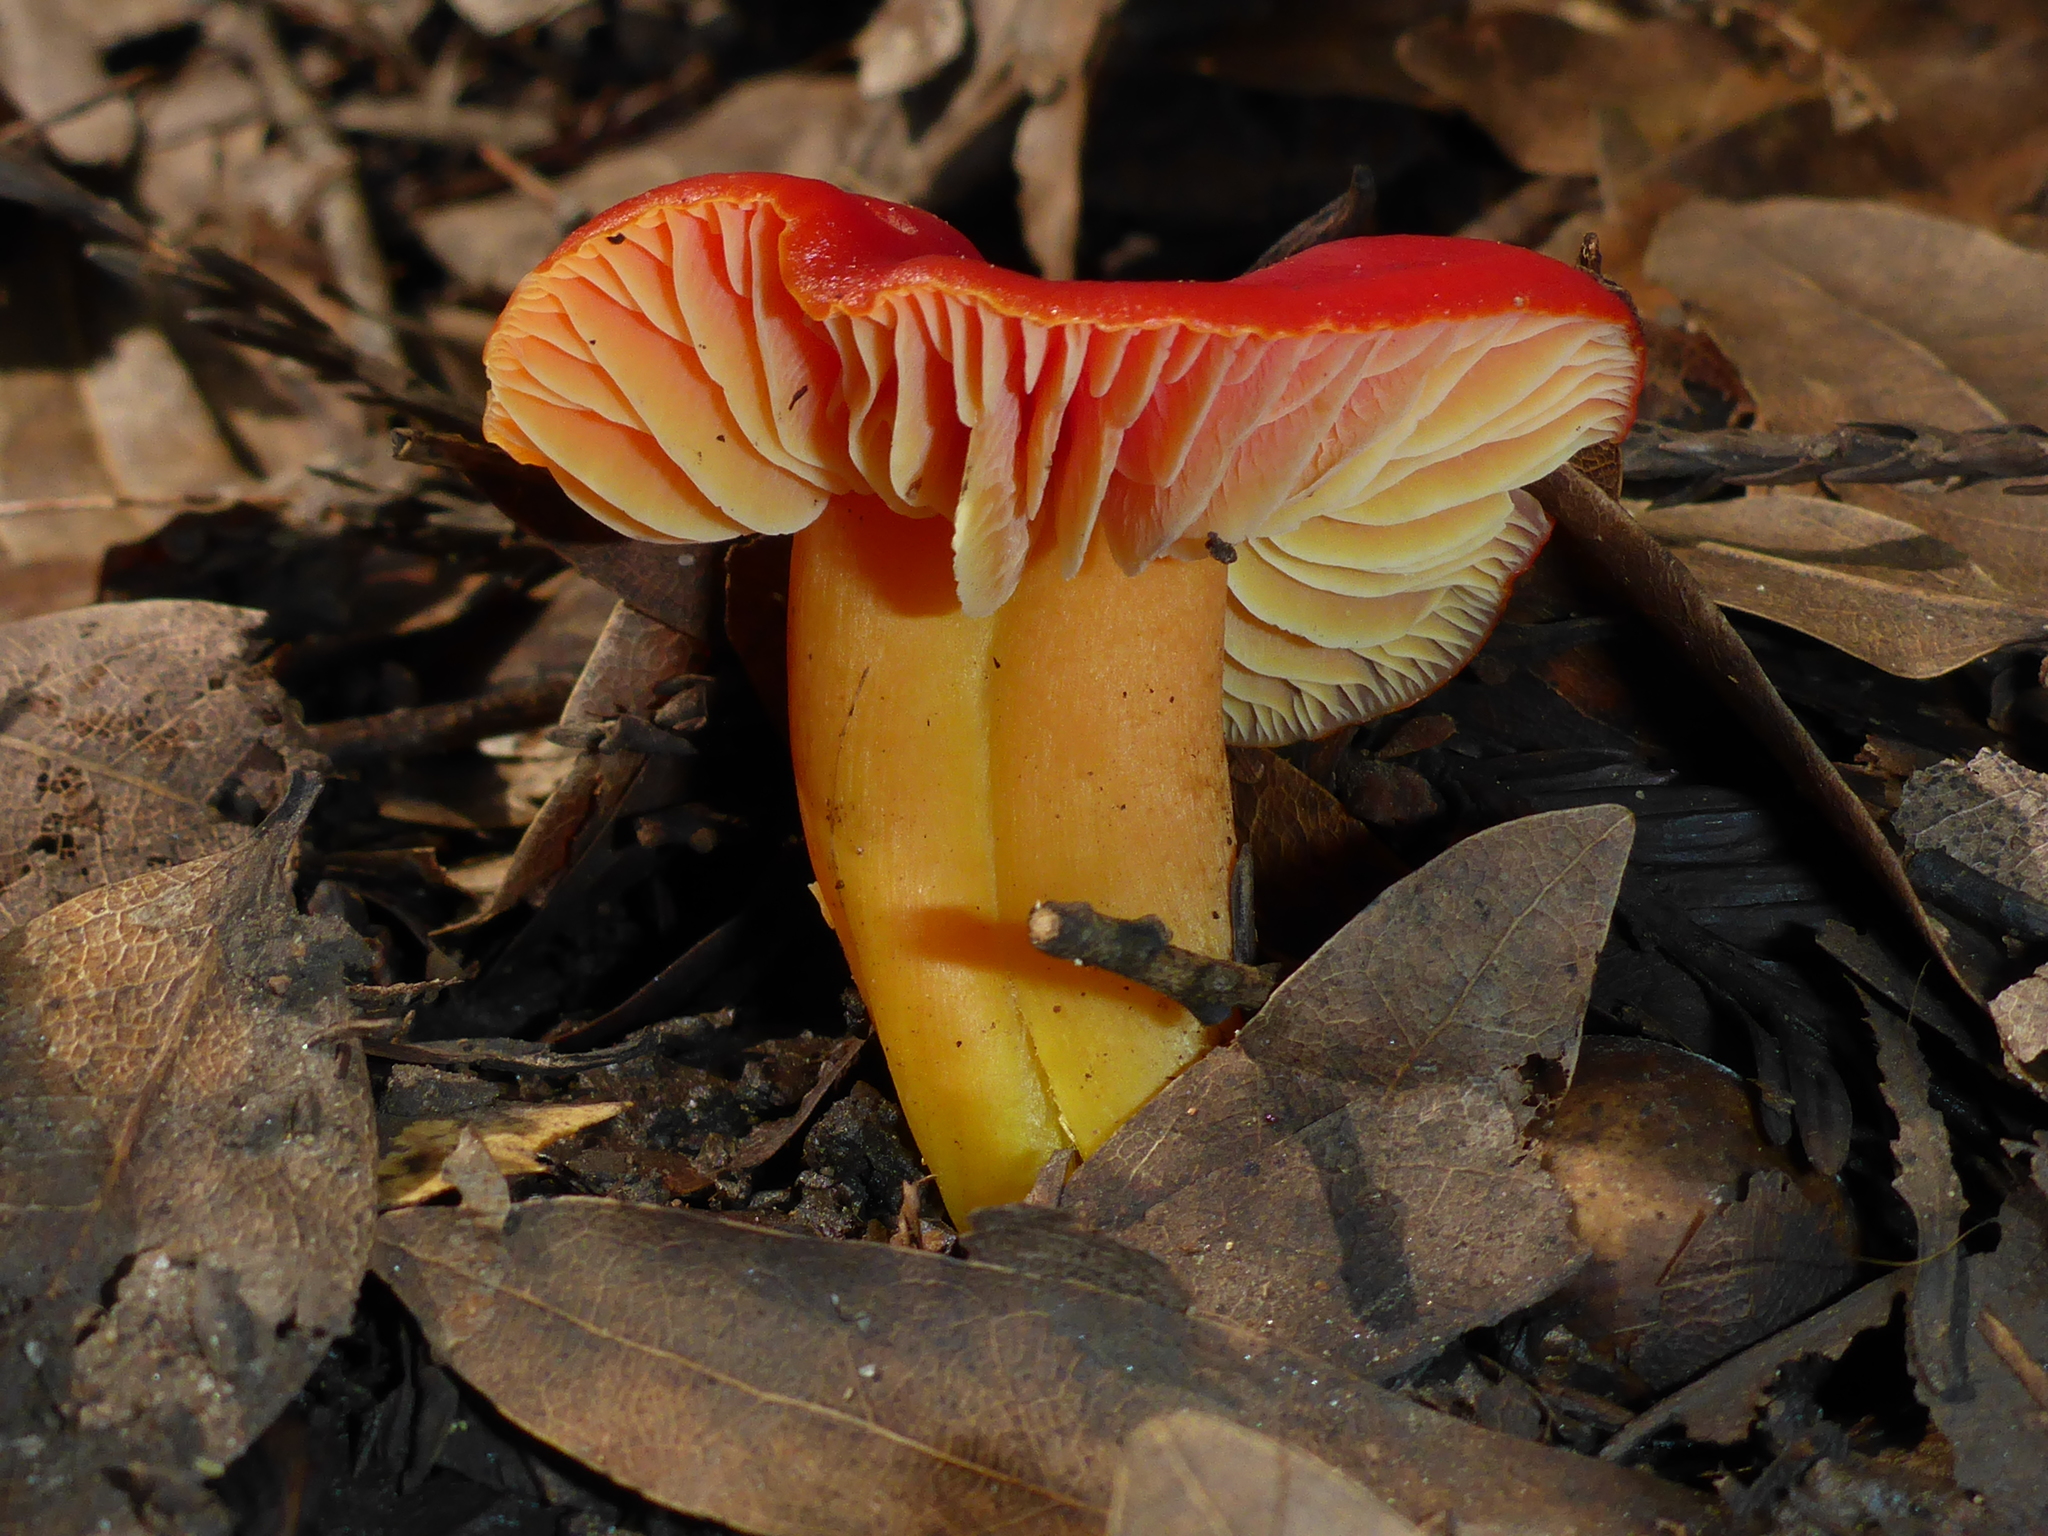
[484, 172, 1642, 743]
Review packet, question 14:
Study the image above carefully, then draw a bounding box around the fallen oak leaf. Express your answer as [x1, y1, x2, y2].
[0, 775, 374, 1534]
[0, 598, 318, 932]
[378, 1100, 628, 1207]
[1396, 9, 1820, 180]
[372, 1197, 1715, 1536]
[1600, 1271, 1911, 1463]
[1644, 198, 2048, 605]
[1063, 805, 1632, 1377]
[1637, 492, 2048, 679]
[1531, 1037, 1858, 1398]
[1111, 1411, 1421, 1536]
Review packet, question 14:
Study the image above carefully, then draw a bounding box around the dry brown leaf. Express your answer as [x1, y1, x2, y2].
[1111, 1411, 1421, 1536]
[853, 0, 969, 98]
[1532, 467, 1972, 1003]
[1895, 750, 2048, 907]
[0, 599, 316, 933]
[1918, 1173, 2048, 1533]
[1534, 1037, 1858, 1396]
[859, 0, 1121, 279]
[419, 2, 1119, 290]
[378, 1100, 627, 1207]
[0, 230, 250, 617]
[1227, 745, 1402, 962]
[417, 75, 901, 295]
[1636, 492, 2048, 678]
[1397, 11, 1816, 179]
[0, 778, 375, 1533]
[1064, 805, 1633, 1376]
[373, 1196, 1713, 1536]
[1644, 197, 2048, 603]
[0, 0, 138, 164]
[1601, 1271, 1911, 1460]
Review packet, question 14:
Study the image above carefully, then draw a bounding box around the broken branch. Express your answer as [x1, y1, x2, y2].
[1624, 420, 2048, 500]
[304, 675, 578, 763]
[1027, 900, 1279, 1026]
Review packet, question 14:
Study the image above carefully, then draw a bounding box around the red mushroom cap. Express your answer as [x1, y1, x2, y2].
[484, 172, 1643, 743]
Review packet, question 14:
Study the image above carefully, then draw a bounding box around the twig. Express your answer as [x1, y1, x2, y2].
[476, 141, 588, 230]
[0, 491, 261, 519]
[1026, 901, 1280, 1026]
[305, 674, 577, 763]
[1248, 165, 1375, 272]
[0, 65, 156, 148]
[203, 1, 400, 363]
[1623, 420, 2048, 501]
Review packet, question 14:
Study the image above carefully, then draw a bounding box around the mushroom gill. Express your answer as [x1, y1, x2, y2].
[484, 182, 1640, 745]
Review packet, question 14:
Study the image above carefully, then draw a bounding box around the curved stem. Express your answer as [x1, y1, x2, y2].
[788, 498, 1234, 1217]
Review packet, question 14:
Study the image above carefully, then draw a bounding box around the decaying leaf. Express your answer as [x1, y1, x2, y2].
[1636, 492, 2048, 679]
[1918, 1173, 2048, 1534]
[0, 599, 316, 933]
[1896, 749, 2048, 906]
[415, 75, 898, 296]
[1063, 805, 1632, 1376]
[1896, 749, 2048, 1080]
[0, 0, 140, 166]
[1601, 1272, 1912, 1462]
[1396, 11, 1818, 179]
[419, 0, 1119, 292]
[0, 229, 250, 620]
[1644, 198, 2048, 604]
[1110, 1411, 1421, 1536]
[853, 0, 969, 98]
[373, 1197, 1713, 1536]
[0, 777, 375, 1533]
[379, 1100, 627, 1207]
[1532, 1037, 1858, 1397]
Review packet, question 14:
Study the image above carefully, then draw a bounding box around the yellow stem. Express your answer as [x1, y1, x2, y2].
[787, 498, 1234, 1218]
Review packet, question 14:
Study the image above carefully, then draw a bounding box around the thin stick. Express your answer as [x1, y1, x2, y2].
[1625, 420, 2048, 497]
[1027, 901, 1279, 1026]
[305, 674, 577, 763]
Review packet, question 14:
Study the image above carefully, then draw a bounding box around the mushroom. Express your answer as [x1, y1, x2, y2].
[482, 172, 1644, 1217]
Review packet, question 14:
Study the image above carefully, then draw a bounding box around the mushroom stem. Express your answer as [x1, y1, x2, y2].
[788, 498, 1235, 1218]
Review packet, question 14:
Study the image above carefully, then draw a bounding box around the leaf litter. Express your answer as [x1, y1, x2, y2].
[1064, 806, 1631, 1378]
[0, 599, 316, 932]
[7, 0, 2048, 1529]
[0, 775, 376, 1534]
[373, 1197, 1713, 1536]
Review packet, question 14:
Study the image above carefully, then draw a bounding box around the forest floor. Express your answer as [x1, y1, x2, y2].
[3, 2, 2048, 1533]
